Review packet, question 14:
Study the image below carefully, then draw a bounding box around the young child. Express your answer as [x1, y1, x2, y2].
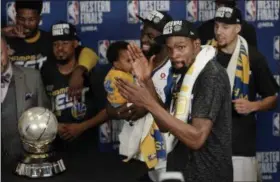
[104, 41, 134, 108]
[104, 41, 134, 149]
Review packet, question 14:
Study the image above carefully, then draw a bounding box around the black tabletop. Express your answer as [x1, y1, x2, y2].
[2, 151, 148, 182]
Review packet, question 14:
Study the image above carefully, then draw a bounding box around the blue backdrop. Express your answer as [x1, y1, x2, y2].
[2, 1, 280, 181]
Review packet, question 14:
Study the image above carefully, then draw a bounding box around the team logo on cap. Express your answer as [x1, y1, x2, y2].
[64, 28, 70, 35]
[67, 1, 80, 25]
[215, 7, 233, 19]
[245, 0, 257, 21]
[163, 21, 183, 35]
[186, 0, 198, 22]
[274, 36, 280, 60]
[52, 23, 71, 36]
[6, 2, 16, 25]
[173, 25, 182, 32]
[225, 12, 232, 18]
[272, 112, 280, 136]
[146, 10, 164, 24]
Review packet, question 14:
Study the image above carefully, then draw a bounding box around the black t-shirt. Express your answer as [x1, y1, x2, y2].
[40, 61, 108, 154]
[6, 30, 52, 70]
[167, 61, 233, 182]
[216, 46, 279, 156]
[198, 19, 258, 47]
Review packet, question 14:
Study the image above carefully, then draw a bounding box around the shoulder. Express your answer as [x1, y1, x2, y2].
[242, 21, 256, 31]
[248, 45, 266, 67]
[76, 46, 98, 56]
[248, 45, 263, 60]
[6, 36, 24, 47]
[197, 60, 230, 89]
[153, 59, 171, 74]
[201, 60, 227, 78]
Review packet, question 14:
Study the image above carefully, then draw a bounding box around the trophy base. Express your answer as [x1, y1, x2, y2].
[15, 152, 66, 178]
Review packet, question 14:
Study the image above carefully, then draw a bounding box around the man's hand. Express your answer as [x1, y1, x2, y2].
[127, 42, 155, 82]
[123, 104, 148, 121]
[116, 78, 155, 109]
[106, 104, 132, 120]
[2, 25, 25, 38]
[60, 123, 87, 141]
[106, 103, 148, 121]
[68, 66, 86, 99]
[233, 98, 258, 115]
[57, 123, 67, 137]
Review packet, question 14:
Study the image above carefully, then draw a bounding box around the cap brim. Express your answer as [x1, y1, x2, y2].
[52, 36, 78, 42]
[155, 33, 199, 45]
[214, 17, 241, 24]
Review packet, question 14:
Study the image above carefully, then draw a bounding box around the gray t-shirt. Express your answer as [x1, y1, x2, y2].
[167, 60, 233, 182]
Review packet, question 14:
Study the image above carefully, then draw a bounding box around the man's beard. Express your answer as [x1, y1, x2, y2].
[56, 58, 71, 65]
[217, 43, 227, 49]
[171, 57, 195, 75]
[24, 28, 39, 39]
[171, 65, 188, 75]
[143, 43, 162, 59]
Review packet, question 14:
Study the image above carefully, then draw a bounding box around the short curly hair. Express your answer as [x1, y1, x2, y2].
[15, 0, 43, 14]
[106, 41, 129, 64]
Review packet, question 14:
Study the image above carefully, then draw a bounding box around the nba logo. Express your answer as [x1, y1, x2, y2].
[186, 0, 198, 22]
[272, 113, 280, 136]
[99, 122, 112, 143]
[6, 2, 16, 25]
[245, 0, 257, 22]
[127, 0, 139, 24]
[274, 36, 280, 60]
[67, 1, 79, 25]
[98, 40, 111, 64]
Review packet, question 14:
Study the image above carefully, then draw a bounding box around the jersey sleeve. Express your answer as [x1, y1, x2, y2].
[78, 47, 99, 72]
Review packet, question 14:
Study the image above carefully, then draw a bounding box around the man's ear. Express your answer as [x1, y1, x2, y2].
[74, 40, 79, 48]
[193, 38, 201, 49]
[235, 24, 241, 34]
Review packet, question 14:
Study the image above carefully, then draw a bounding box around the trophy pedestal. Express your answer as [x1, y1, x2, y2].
[15, 152, 66, 178]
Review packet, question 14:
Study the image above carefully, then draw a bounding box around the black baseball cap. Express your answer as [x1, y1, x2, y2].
[137, 10, 173, 32]
[15, 0, 43, 14]
[155, 20, 199, 45]
[214, 7, 242, 24]
[51, 22, 78, 41]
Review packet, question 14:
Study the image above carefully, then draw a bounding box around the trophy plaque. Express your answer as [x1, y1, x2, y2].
[15, 107, 66, 178]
